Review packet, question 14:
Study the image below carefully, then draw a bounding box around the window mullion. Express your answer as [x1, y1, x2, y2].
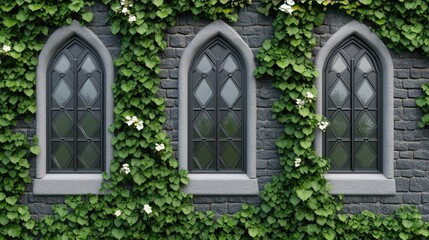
[73, 58, 78, 172]
[350, 58, 355, 172]
[215, 56, 220, 172]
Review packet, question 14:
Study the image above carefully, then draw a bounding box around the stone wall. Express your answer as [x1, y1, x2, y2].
[19, 2, 429, 221]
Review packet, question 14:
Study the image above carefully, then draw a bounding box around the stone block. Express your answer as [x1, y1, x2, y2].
[410, 178, 429, 192]
[403, 193, 421, 204]
[395, 178, 409, 192]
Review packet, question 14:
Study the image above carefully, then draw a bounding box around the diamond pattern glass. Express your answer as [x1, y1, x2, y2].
[356, 79, 375, 106]
[194, 79, 213, 107]
[330, 111, 350, 137]
[358, 56, 373, 73]
[329, 80, 349, 107]
[355, 142, 376, 168]
[81, 56, 96, 73]
[53, 79, 72, 107]
[79, 79, 99, 106]
[196, 55, 213, 73]
[344, 43, 360, 58]
[223, 55, 237, 73]
[78, 143, 100, 169]
[220, 142, 240, 169]
[356, 111, 376, 136]
[52, 143, 73, 169]
[331, 54, 347, 73]
[330, 143, 350, 169]
[194, 111, 214, 138]
[54, 55, 70, 73]
[194, 143, 214, 169]
[220, 112, 240, 137]
[79, 112, 100, 138]
[52, 112, 74, 137]
[220, 78, 240, 107]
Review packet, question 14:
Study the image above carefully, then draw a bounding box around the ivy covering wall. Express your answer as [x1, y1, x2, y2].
[0, 0, 428, 239]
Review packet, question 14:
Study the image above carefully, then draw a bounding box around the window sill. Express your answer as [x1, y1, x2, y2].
[33, 174, 103, 195]
[325, 173, 396, 195]
[183, 174, 259, 196]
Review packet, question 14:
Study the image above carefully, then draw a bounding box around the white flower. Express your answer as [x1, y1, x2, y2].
[317, 121, 329, 131]
[125, 116, 134, 126]
[294, 158, 302, 167]
[128, 15, 136, 23]
[144, 204, 152, 214]
[121, 7, 129, 14]
[120, 0, 126, 5]
[305, 91, 314, 100]
[2, 45, 11, 53]
[286, 0, 295, 6]
[279, 1, 295, 14]
[120, 163, 131, 174]
[114, 210, 122, 217]
[296, 99, 305, 108]
[135, 120, 144, 131]
[155, 143, 165, 152]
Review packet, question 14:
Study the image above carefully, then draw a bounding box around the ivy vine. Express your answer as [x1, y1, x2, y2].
[0, 0, 428, 239]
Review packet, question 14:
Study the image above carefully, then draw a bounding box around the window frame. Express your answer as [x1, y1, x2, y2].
[34, 21, 114, 195]
[315, 20, 395, 195]
[178, 20, 258, 195]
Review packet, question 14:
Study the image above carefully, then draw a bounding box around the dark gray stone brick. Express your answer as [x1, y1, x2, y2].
[396, 178, 409, 192]
[403, 193, 421, 204]
[395, 69, 409, 79]
[410, 178, 429, 192]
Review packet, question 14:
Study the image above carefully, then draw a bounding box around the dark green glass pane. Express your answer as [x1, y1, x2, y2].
[52, 111, 74, 137]
[223, 55, 237, 73]
[329, 111, 350, 138]
[81, 56, 96, 73]
[220, 111, 240, 137]
[355, 142, 377, 169]
[329, 80, 349, 107]
[220, 78, 240, 107]
[220, 142, 241, 169]
[193, 142, 214, 169]
[54, 54, 70, 73]
[53, 79, 72, 107]
[78, 142, 100, 169]
[193, 111, 214, 139]
[52, 142, 73, 169]
[329, 142, 350, 169]
[194, 79, 213, 107]
[79, 79, 99, 106]
[78, 112, 100, 138]
[356, 111, 376, 137]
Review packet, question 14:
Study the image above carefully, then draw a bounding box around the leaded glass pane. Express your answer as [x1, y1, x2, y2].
[220, 78, 240, 107]
[329, 111, 350, 137]
[220, 111, 240, 137]
[344, 43, 360, 58]
[68, 43, 84, 58]
[78, 112, 100, 138]
[223, 55, 237, 73]
[52, 111, 74, 137]
[220, 142, 240, 169]
[53, 79, 73, 107]
[356, 79, 375, 106]
[78, 142, 100, 169]
[194, 79, 213, 107]
[355, 142, 376, 168]
[331, 54, 347, 73]
[81, 56, 96, 73]
[329, 80, 349, 107]
[194, 142, 214, 169]
[356, 111, 376, 136]
[358, 56, 373, 73]
[193, 111, 214, 138]
[54, 55, 70, 73]
[330, 142, 350, 169]
[52, 142, 74, 169]
[79, 78, 99, 106]
[196, 55, 213, 73]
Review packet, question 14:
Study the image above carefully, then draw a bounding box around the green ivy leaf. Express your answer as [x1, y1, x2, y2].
[112, 228, 125, 239]
[30, 146, 40, 155]
[82, 12, 93, 22]
[296, 189, 313, 201]
[248, 228, 259, 238]
[153, 0, 164, 7]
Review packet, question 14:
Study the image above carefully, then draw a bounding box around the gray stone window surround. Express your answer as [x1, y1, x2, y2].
[34, 21, 114, 195]
[315, 20, 395, 195]
[178, 20, 258, 195]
